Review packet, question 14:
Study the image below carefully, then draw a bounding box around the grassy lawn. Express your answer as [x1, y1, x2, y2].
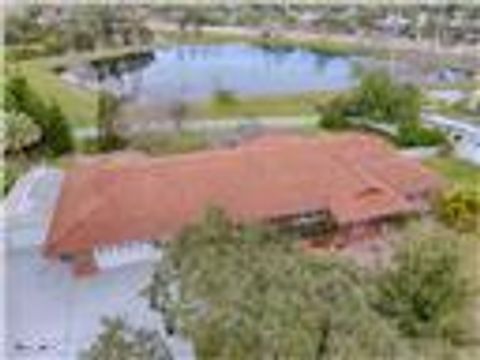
[127, 131, 209, 155]
[189, 91, 335, 119]
[426, 80, 478, 92]
[424, 156, 480, 188]
[13, 60, 99, 128]
[7, 44, 163, 129]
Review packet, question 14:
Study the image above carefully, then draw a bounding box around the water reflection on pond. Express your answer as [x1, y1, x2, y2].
[62, 43, 472, 105]
[68, 43, 360, 104]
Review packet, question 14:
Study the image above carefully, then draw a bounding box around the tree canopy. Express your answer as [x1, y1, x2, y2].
[146, 209, 412, 360]
[373, 222, 476, 341]
[5, 73, 73, 156]
[81, 318, 173, 360]
[318, 70, 446, 147]
[141, 210, 475, 360]
[354, 69, 421, 124]
[435, 187, 480, 233]
[6, 5, 154, 57]
[4, 110, 42, 153]
[97, 91, 125, 151]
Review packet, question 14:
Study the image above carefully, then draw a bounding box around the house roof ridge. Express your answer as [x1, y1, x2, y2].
[45, 133, 441, 255]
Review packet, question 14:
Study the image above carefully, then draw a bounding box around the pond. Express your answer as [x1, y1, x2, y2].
[62, 43, 471, 106]
[65, 43, 362, 105]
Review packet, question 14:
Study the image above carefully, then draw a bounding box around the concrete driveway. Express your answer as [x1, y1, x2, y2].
[3, 167, 193, 359]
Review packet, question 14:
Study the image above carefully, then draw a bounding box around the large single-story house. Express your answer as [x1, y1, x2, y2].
[44, 133, 442, 276]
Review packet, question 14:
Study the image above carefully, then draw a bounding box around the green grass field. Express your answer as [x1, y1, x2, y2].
[189, 91, 336, 119]
[9, 45, 162, 129]
[424, 156, 480, 188]
[15, 60, 99, 128]
[128, 131, 209, 155]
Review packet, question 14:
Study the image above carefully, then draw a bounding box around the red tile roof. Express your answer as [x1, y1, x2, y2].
[45, 133, 442, 256]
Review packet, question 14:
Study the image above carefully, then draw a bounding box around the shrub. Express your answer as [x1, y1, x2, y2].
[396, 122, 446, 148]
[147, 209, 412, 359]
[392, 84, 422, 123]
[2, 160, 28, 197]
[128, 132, 208, 155]
[44, 102, 74, 156]
[97, 92, 125, 151]
[373, 222, 474, 341]
[318, 95, 353, 130]
[355, 70, 422, 124]
[5, 74, 42, 117]
[81, 317, 172, 360]
[41, 33, 67, 55]
[435, 187, 480, 233]
[4, 110, 42, 153]
[355, 69, 396, 122]
[213, 89, 238, 106]
[5, 44, 46, 61]
[320, 107, 351, 130]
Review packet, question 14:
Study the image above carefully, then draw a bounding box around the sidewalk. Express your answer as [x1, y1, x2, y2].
[74, 115, 319, 140]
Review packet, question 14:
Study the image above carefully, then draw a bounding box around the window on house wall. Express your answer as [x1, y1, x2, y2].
[59, 253, 73, 262]
[268, 209, 338, 239]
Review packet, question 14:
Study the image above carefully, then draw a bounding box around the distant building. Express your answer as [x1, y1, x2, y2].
[376, 13, 411, 36]
[44, 134, 442, 276]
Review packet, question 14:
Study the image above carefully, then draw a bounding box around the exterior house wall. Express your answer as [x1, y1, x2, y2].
[333, 220, 387, 248]
[93, 240, 160, 270]
[72, 252, 98, 277]
[68, 239, 163, 276]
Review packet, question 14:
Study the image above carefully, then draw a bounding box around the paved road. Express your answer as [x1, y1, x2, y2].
[422, 112, 480, 165]
[3, 167, 194, 360]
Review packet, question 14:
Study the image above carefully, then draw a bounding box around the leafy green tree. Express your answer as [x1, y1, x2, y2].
[97, 91, 124, 151]
[5, 10, 42, 45]
[5, 74, 73, 155]
[213, 89, 238, 107]
[319, 96, 353, 130]
[372, 222, 475, 341]
[396, 121, 446, 147]
[81, 317, 173, 360]
[355, 70, 422, 124]
[355, 69, 396, 122]
[44, 102, 74, 156]
[62, 5, 154, 50]
[435, 187, 480, 233]
[146, 208, 411, 360]
[4, 110, 42, 153]
[393, 84, 422, 123]
[5, 74, 46, 120]
[2, 156, 31, 196]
